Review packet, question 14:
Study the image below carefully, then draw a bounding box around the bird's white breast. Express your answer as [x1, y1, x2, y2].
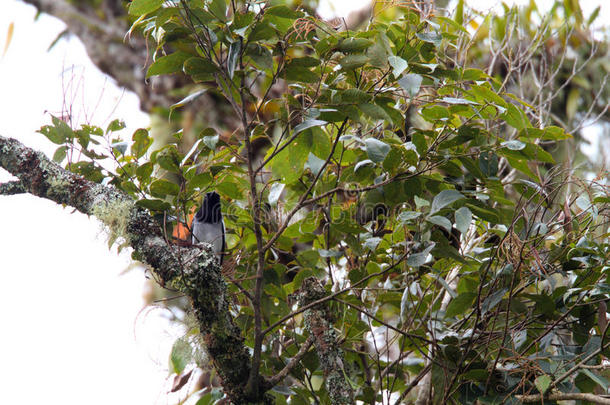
[192, 220, 225, 259]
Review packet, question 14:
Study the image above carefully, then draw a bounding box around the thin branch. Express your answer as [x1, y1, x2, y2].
[267, 335, 315, 387]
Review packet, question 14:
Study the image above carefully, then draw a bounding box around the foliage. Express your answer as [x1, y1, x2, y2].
[37, 0, 610, 403]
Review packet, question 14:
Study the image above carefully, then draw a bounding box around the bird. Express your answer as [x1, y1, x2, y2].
[191, 191, 225, 264]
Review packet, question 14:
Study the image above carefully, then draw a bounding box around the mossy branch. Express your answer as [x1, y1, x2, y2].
[298, 277, 355, 404]
[0, 134, 271, 404]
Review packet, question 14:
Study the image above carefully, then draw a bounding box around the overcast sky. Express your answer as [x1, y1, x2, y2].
[0, 0, 607, 404]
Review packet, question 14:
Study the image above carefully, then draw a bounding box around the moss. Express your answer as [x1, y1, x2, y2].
[92, 198, 134, 247]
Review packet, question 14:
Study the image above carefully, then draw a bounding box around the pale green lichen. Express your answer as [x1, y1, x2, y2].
[47, 176, 71, 200]
[92, 198, 134, 248]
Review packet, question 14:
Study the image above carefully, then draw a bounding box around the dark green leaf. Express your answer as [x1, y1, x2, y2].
[338, 38, 374, 53]
[445, 292, 476, 318]
[150, 179, 180, 197]
[147, 52, 190, 78]
[245, 44, 273, 70]
[136, 198, 172, 211]
[359, 103, 391, 121]
[265, 5, 303, 19]
[184, 57, 218, 75]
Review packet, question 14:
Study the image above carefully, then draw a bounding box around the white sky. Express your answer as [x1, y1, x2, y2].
[0, 0, 607, 404]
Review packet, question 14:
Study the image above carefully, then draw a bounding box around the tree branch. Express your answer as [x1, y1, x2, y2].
[0, 134, 271, 404]
[515, 393, 610, 404]
[0, 180, 26, 195]
[298, 277, 354, 404]
[267, 335, 315, 387]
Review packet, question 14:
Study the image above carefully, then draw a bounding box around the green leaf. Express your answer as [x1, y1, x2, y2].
[245, 44, 273, 70]
[338, 38, 374, 53]
[364, 237, 382, 250]
[359, 103, 391, 121]
[469, 84, 507, 108]
[284, 65, 318, 83]
[481, 288, 507, 314]
[398, 74, 423, 97]
[339, 54, 369, 70]
[106, 119, 125, 133]
[445, 292, 476, 318]
[340, 89, 371, 103]
[268, 182, 285, 206]
[416, 32, 442, 46]
[581, 369, 610, 391]
[430, 189, 464, 214]
[111, 142, 128, 156]
[265, 5, 303, 19]
[478, 151, 498, 177]
[305, 152, 325, 176]
[519, 126, 571, 141]
[354, 159, 375, 172]
[407, 243, 435, 267]
[455, 0, 464, 25]
[132, 128, 152, 159]
[188, 173, 212, 191]
[216, 181, 243, 200]
[52, 146, 67, 163]
[147, 52, 190, 78]
[170, 89, 207, 112]
[208, 0, 227, 21]
[534, 375, 551, 395]
[427, 215, 452, 232]
[129, 0, 163, 16]
[421, 105, 450, 121]
[170, 337, 193, 374]
[388, 55, 407, 78]
[38, 125, 65, 144]
[398, 211, 421, 224]
[501, 103, 531, 130]
[150, 179, 180, 197]
[184, 57, 218, 75]
[365, 138, 390, 163]
[293, 119, 327, 135]
[454, 206, 471, 234]
[136, 198, 172, 211]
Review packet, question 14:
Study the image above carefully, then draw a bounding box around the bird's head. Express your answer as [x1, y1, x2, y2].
[195, 191, 222, 223]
